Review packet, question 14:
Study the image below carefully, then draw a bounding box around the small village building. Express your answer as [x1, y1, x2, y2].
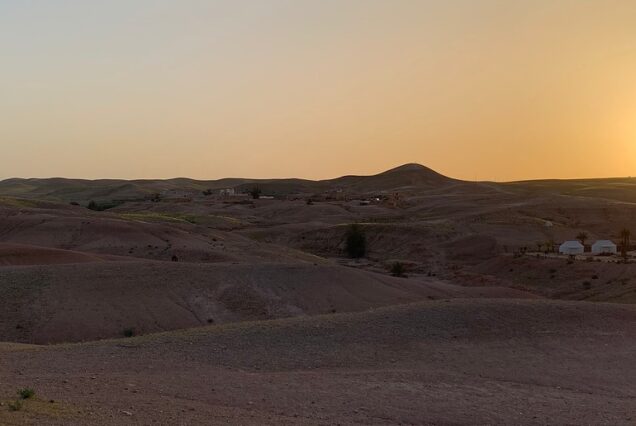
[559, 241, 584, 255]
[592, 240, 617, 255]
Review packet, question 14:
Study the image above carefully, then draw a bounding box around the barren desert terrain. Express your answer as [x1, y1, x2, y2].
[1, 164, 636, 424]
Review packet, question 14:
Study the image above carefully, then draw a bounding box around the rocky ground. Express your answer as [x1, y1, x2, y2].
[2, 300, 635, 425]
[2, 165, 636, 424]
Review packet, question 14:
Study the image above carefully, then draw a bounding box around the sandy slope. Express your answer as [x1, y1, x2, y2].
[1, 299, 635, 425]
[0, 204, 321, 263]
[0, 261, 535, 344]
[467, 254, 636, 303]
[0, 243, 109, 266]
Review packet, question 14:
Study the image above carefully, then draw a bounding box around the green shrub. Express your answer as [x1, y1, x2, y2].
[18, 388, 35, 400]
[87, 200, 123, 211]
[345, 224, 366, 258]
[123, 328, 135, 338]
[8, 400, 23, 411]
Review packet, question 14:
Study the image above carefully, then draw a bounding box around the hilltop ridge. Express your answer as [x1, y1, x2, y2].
[0, 163, 455, 202]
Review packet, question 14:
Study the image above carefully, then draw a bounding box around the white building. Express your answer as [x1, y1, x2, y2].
[559, 241, 584, 255]
[592, 240, 617, 255]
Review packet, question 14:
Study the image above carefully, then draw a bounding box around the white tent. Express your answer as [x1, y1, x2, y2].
[559, 241, 584, 255]
[592, 240, 617, 255]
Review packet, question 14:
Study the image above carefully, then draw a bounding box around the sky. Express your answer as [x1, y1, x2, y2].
[1, 0, 635, 181]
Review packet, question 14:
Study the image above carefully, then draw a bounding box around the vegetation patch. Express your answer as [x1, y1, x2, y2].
[17, 389, 35, 400]
[87, 200, 124, 211]
[119, 212, 198, 224]
[390, 261, 407, 278]
[0, 197, 38, 209]
[345, 224, 367, 258]
[1, 395, 77, 423]
[7, 399, 23, 412]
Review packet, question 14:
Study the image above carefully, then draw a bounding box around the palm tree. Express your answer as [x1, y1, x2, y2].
[620, 228, 631, 261]
[249, 186, 262, 200]
[545, 239, 556, 253]
[576, 232, 588, 247]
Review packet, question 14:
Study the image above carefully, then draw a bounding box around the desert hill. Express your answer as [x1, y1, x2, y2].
[0, 163, 458, 203]
[505, 177, 636, 203]
[4, 164, 636, 206]
[322, 163, 457, 192]
[0, 261, 535, 344]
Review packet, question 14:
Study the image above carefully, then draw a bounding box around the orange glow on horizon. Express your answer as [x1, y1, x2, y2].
[1, 0, 635, 181]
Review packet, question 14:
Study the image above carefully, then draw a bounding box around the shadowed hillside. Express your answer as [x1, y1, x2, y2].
[0, 261, 534, 344]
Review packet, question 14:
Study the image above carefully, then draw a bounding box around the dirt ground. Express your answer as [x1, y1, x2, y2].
[1, 300, 635, 425]
[2, 165, 636, 424]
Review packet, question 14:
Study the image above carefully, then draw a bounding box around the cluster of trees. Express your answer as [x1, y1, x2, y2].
[620, 228, 631, 261]
[534, 241, 556, 253]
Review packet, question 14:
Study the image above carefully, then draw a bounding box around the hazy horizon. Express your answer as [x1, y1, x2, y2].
[2, 0, 635, 181]
[2, 161, 636, 184]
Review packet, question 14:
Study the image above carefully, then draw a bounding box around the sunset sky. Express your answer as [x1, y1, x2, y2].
[1, 0, 635, 181]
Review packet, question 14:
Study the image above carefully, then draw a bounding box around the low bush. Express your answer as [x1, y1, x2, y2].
[8, 400, 23, 412]
[87, 200, 124, 211]
[390, 262, 407, 278]
[18, 388, 35, 400]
